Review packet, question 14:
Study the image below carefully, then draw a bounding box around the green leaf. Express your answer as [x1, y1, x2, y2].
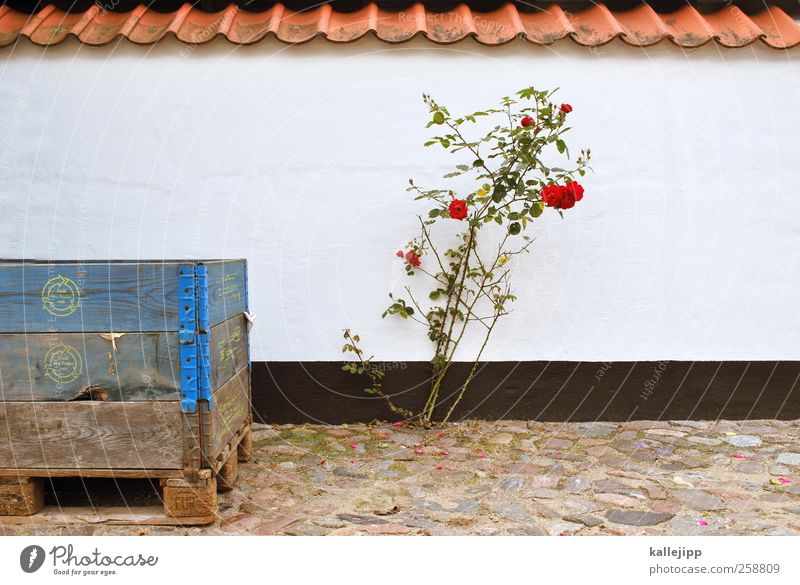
[556, 139, 566, 154]
[508, 222, 521, 235]
[433, 112, 445, 125]
[491, 185, 506, 203]
[429, 209, 440, 218]
[507, 212, 520, 221]
[531, 201, 544, 218]
[429, 290, 441, 300]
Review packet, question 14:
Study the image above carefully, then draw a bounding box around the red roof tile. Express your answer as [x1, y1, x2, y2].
[0, 3, 798, 49]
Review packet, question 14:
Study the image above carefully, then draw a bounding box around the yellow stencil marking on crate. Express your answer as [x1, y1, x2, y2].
[218, 326, 242, 363]
[41, 274, 81, 317]
[212, 390, 247, 448]
[212, 273, 242, 304]
[43, 343, 83, 383]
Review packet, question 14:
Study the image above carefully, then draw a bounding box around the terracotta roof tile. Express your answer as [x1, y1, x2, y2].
[750, 5, 800, 49]
[1, 2, 798, 49]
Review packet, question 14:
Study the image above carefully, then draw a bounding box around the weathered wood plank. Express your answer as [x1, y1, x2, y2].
[0, 261, 183, 333]
[0, 331, 181, 401]
[208, 313, 248, 391]
[205, 260, 247, 327]
[0, 468, 183, 479]
[0, 506, 215, 526]
[202, 368, 250, 461]
[0, 401, 185, 469]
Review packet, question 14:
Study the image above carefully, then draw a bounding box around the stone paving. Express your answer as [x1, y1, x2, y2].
[4, 419, 800, 536]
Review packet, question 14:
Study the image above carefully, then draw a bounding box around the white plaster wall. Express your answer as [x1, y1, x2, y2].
[0, 38, 798, 361]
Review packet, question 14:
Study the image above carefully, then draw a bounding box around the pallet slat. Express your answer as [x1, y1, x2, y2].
[0, 506, 215, 526]
[0, 468, 183, 479]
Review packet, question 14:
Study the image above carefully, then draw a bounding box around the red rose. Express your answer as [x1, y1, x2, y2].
[395, 250, 404, 258]
[404, 250, 421, 268]
[520, 116, 534, 128]
[560, 103, 573, 113]
[448, 199, 468, 220]
[541, 181, 586, 210]
[565, 181, 584, 202]
[541, 184, 567, 208]
[559, 193, 576, 210]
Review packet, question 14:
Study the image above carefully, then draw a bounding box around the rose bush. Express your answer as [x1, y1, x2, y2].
[343, 86, 591, 425]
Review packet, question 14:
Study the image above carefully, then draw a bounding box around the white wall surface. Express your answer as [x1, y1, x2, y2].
[0, 38, 798, 361]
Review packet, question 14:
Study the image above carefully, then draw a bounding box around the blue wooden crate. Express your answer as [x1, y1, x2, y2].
[0, 259, 249, 414]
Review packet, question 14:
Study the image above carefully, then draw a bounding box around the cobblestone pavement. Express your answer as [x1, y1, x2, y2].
[4, 420, 800, 536]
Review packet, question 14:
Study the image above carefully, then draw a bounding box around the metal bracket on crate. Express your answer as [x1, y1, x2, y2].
[196, 263, 213, 409]
[178, 264, 198, 413]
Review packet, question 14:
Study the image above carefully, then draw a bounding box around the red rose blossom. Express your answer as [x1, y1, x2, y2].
[404, 250, 421, 268]
[541, 184, 567, 208]
[395, 250, 404, 258]
[520, 116, 534, 128]
[560, 103, 573, 113]
[559, 194, 576, 210]
[565, 181, 584, 202]
[542, 181, 585, 210]
[448, 199, 468, 221]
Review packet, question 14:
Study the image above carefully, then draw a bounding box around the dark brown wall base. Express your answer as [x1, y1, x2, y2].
[251, 361, 800, 424]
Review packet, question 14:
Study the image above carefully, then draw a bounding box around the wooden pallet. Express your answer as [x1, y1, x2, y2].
[0, 422, 252, 526]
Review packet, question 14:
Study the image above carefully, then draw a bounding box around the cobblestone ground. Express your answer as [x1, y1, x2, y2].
[5, 420, 800, 536]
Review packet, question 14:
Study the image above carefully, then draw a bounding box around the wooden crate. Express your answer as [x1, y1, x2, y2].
[0, 259, 252, 525]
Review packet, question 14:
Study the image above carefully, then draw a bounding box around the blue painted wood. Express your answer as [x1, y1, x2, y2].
[204, 260, 247, 328]
[0, 261, 181, 333]
[0, 259, 248, 408]
[0, 331, 181, 401]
